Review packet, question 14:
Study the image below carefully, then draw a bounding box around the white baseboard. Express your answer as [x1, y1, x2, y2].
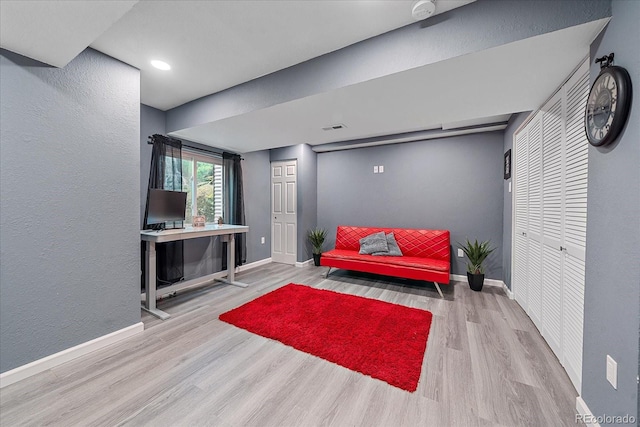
[0, 322, 144, 389]
[155, 271, 227, 299]
[295, 259, 313, 268]
[450, 273, 502, 286]
[502, 283, 514, 299]
[236, 257, 272, 272]
[576, 396, 601, 427]
[450, 274, 463, 283]
[140, 258, 274, 300]
[450, 273, 468, 283]
[450, 274, 513, 298]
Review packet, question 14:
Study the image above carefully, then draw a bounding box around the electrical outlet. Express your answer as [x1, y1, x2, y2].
[373, 166, 379, 173]
[261, 237, 265, 244]
[458, 248, 464, 258]
[606, 355, 617, 389]
[379, 165, 384, 173]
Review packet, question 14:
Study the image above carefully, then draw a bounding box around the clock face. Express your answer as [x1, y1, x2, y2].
[586, 73, 616, 144]
[585, 66, 632, 147]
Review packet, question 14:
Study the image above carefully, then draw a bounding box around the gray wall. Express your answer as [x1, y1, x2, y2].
[243, 150, 272, 263]
[0, 48, 141, 373]
[298, 144, 318, 261]
[502, 112, 532, 289]
[317, 132, 505, 279]
[270, 144, 318, 262]
[139, 107, 223, 279]
[582, 0, 640, 419]
[140, 105, 165, 227]
[166, 0, 610, 133]
[139, 107, 231, 276]
[140, 109, 271, 277]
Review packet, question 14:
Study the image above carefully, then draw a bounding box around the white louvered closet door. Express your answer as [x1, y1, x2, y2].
[541, 91, 564, 358]
[526, 115, 543, 329]
[512, 58, 589, 394]
[513, 126, 530, 311]
[561, 60, 590, 392]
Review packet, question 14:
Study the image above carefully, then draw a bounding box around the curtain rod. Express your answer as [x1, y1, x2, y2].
[147, 134, 182, 145]
[183, 144, 222, 157]
[186, 145, 244, 160]
[147, 135, 244, 160]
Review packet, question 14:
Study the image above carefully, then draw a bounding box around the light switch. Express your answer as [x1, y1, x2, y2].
[606, 355, 617, 389]
[373, 166, 379, 173]
[261, 237, 265, 244]
[457, 248, 464, 258]
[379, 165, 384, 173]
[508, 182, 512, 193]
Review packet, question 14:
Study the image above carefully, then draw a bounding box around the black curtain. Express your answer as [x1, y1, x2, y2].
[142, 134, 185, 289]
[221, 152, 246, 269]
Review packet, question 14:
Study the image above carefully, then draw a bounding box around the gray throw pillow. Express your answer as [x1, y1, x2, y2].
[373, 232, 403, 256]
[359, 231, 389, 255]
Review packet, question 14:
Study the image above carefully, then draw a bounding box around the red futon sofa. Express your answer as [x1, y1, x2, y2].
[321, 225, 451, 297]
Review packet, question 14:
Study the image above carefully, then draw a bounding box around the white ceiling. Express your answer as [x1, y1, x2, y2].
[0, 0, 137, 68]
[0, 1, 608, 155]
[90, 0, 474, 110]
[172, 19, 609, 153]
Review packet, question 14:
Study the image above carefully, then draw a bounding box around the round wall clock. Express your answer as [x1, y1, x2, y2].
[585, 65, 632, 147]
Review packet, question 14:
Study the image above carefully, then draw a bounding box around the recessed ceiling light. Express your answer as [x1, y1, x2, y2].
[151, 60, 171, 71]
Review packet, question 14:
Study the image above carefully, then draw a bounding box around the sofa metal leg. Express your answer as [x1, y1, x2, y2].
[434, 282, 444, 298]
[324, 267, 332, 278]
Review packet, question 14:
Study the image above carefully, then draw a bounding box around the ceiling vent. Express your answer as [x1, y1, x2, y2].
[322, 124, 347, 131]
[411, 0, 436, 20]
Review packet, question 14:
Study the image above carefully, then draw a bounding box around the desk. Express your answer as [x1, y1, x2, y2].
[141, 224, 249, 320]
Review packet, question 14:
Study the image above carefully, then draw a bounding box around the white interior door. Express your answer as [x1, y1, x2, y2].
[541, 91, 564, 358]
[561, 60, 590, 392]
[526, 114, 543, 329]
[271, 160, 297, 265]
[513, 124, 530, 311]
[511, 59, 589, 394]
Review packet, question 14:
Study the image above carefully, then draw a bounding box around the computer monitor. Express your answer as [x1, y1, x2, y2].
[146, 189, 187, 226]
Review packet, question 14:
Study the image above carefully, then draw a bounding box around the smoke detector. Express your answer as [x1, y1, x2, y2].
[411, 0, 436, 20]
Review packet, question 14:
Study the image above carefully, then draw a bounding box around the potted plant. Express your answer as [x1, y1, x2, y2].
[458, 238, 495, 291]
[308, 228, 327, 266]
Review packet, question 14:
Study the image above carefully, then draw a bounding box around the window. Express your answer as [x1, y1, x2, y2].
[180, 150, 223, 224]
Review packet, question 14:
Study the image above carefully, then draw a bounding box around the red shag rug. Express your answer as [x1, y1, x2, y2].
[219, 283, 433, 392]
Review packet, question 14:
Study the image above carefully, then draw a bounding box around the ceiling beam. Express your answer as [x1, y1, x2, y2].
[166, 0, 610, 134]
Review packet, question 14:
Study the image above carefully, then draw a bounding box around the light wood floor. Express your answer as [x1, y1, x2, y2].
[1, 263, 579, 426]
